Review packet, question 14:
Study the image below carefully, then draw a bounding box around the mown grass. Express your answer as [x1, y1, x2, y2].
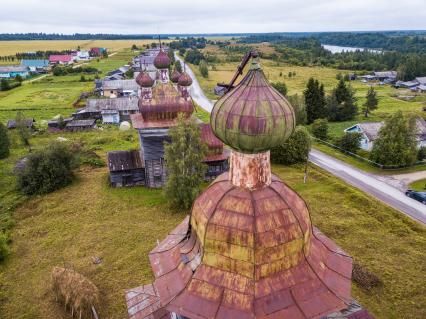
[409, 179, 426, 191]
[0, 127, 424, 319]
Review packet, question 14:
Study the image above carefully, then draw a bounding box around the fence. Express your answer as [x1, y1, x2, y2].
[313, 137, 425, 170]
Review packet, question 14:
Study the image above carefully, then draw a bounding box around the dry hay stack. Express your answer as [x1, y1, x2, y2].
[51, 266, 100, 319]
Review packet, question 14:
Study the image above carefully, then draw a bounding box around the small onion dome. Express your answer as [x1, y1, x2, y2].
[178, 72, 192, 87]
[154, 50, 171, 69]
[136, 71, 154, 88]
[170, 69, 181, 83]
[211, 58, 295, 153]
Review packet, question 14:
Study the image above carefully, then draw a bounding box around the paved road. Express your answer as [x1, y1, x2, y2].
[310, 149, 426, 224]
[175, 54, 214, 112]
[177, 54, 426, 224]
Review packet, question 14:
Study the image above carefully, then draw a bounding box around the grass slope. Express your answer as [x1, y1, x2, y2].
[0, 128, 425, 318]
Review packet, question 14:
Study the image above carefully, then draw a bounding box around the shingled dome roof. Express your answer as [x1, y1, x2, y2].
[170, 69, 181, 83]
[126, 173, 353, 319]
[136, 71, 154, 88]
[154, 50, 171, 69]
[178, 72, 193, 87]
[211, 58, 295, 153]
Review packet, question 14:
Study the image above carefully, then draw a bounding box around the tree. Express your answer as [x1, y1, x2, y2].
[304, 78, 327, 124]
[327, 79, 358, 121]
[199, 60, 209, 78]
[370, 112, 418, 167]
[417, 146, 426, 161]
[287, 94, 307, 125]
[0, 232, 9, 262]
[271, 82, 287, 96]
[15, 112, 31, 152]
[0, 122, 10, 159]
[167, 49, 176, 65]
[164, 114, 207, 210]
[131, 44, 138, 50]
[363, 86, 378, 117]
[174, 60, 183, 73]
[17, 142, 77, 195]
[338, 132, 362, 153]
[15, 74, 23, 83]
[125, 69, 134, 79]
[80, 75, 86, 82]
[311, 118, 328, 140]
[0, 79, 10, 91]
[271, 126, 311, 165]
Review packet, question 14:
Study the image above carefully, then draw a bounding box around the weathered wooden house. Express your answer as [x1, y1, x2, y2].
[200, 123, 229, 181]
[84, 97, 139, 123]
[125, 53, 373, 319]
[65, 119, 96, 132]
[101, 79, 139, 97]
[107, 150, 145, 187]
[6, 118, 35, 129]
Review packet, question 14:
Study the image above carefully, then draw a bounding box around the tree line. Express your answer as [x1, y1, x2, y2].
[0, 33, 165, 40]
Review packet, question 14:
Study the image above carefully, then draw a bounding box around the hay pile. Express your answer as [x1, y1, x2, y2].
[352, 262, 382, 290]
[51, 267, 100, 319]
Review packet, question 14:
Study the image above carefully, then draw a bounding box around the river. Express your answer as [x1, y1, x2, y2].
[322, 44, 381, 54]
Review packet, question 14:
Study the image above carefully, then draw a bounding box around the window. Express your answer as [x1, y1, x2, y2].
[154, 175, 162, 184]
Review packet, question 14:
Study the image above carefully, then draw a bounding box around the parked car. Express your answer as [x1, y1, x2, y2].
[405, 190, 426, 204]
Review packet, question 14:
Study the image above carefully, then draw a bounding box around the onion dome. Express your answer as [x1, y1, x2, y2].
[153, 50, 171, 69]
[170, 69, 181, 83]
[211, 57, 295, 153]
[136, 71, 154, 88]
[178, 71, 192, 87]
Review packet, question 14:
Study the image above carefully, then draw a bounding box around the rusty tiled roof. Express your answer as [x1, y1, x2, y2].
[127, 173, 353, 319]
[131, 113, 178, 130]
[107, 150, 144, 172]
[139, 83, 194, 119]
[200, 123, 223, 149]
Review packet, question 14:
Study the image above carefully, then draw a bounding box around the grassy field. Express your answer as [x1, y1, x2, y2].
[0, 49, 136, 123]
[0, 127, 425, 319]
[409, 179, 426, 191]
[0, 39, 167, 56]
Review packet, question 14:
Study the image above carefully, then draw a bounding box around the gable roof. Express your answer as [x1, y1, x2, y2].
[373, 71, 397, 78]
[102, 79, 139, 92]
[86, 97, 139, 112]
[0, 65, 29, 73]
[66, 119, 96, 127]
[107, 150, 144, 172]
[21, 60, 49, 68]
[49, 55, 73, 63]
[415, 77, 426, 85]
[6, 118, 34, 129]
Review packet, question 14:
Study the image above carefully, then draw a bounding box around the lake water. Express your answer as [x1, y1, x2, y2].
[322, 44, 381, 54]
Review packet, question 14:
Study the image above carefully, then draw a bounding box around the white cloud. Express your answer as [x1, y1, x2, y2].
[1, 0, 425, 34]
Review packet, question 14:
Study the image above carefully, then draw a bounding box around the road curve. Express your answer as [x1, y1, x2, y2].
[175, 54, 214, 112]
[176, 53, 426, 224]
[310, 149, 426, 224]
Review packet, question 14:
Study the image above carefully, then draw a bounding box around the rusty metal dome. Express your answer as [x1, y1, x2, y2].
[136, 71, 154, 88]
[154, 50, 171, 69]
[170, 69, 181, 83]
[178, 72, 193, 87]
[211, 57, 295, 153]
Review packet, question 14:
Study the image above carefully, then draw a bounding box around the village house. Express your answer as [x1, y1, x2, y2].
[20, 59, 50, 73]
[360, 71, 397, 83]
[89, 47, 107, 57]
[6, 118, 35, 129]
[84, 97, 139, 124]
[101, 79, 139, 97]
[0, 65, 30, 79]
[65, 119, 96, 132]
[73, 50, 90, 61]
[345, 118, 426, 151]
[107, 150, 145, 187]
[49, 55, 74, 65]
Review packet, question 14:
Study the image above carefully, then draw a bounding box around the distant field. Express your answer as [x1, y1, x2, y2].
[0, 39, 168, 56]
[0, 49, 135, 123]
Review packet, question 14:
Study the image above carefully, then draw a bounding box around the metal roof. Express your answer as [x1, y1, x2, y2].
[107, 150, 144, 172]
[65, 119, 96, 127]
[86, 97, 139, 112]
[126, 173, 353, 319]
[101, 79, 139, 91]
[0, 65, 29, 73]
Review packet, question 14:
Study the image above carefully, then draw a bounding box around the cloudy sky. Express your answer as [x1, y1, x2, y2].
[2, 0, 425, 34]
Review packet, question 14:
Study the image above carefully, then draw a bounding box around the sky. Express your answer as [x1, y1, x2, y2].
[2, 0, 425, 34]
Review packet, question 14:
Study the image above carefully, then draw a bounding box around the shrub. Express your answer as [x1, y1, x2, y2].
[311, 119, 328, 140]
[352, 262, 381, 290]
[417, 146, 426, 161]
[0, 232, 9, 262]
[17, 142, 77, 195]
[0, 122, 10, 159]
[271, 126, 311, 165]
[199, 60, 209, 78]
[271, 81, 287, 97]
[338, 132, 362, 153]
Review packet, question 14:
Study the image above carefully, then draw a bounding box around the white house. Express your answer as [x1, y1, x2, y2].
[345, 118, 426, 151]
[76, 51, 90, 61]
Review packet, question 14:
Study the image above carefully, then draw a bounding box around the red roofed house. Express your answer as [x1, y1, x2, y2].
[49, 55, 74, 65]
